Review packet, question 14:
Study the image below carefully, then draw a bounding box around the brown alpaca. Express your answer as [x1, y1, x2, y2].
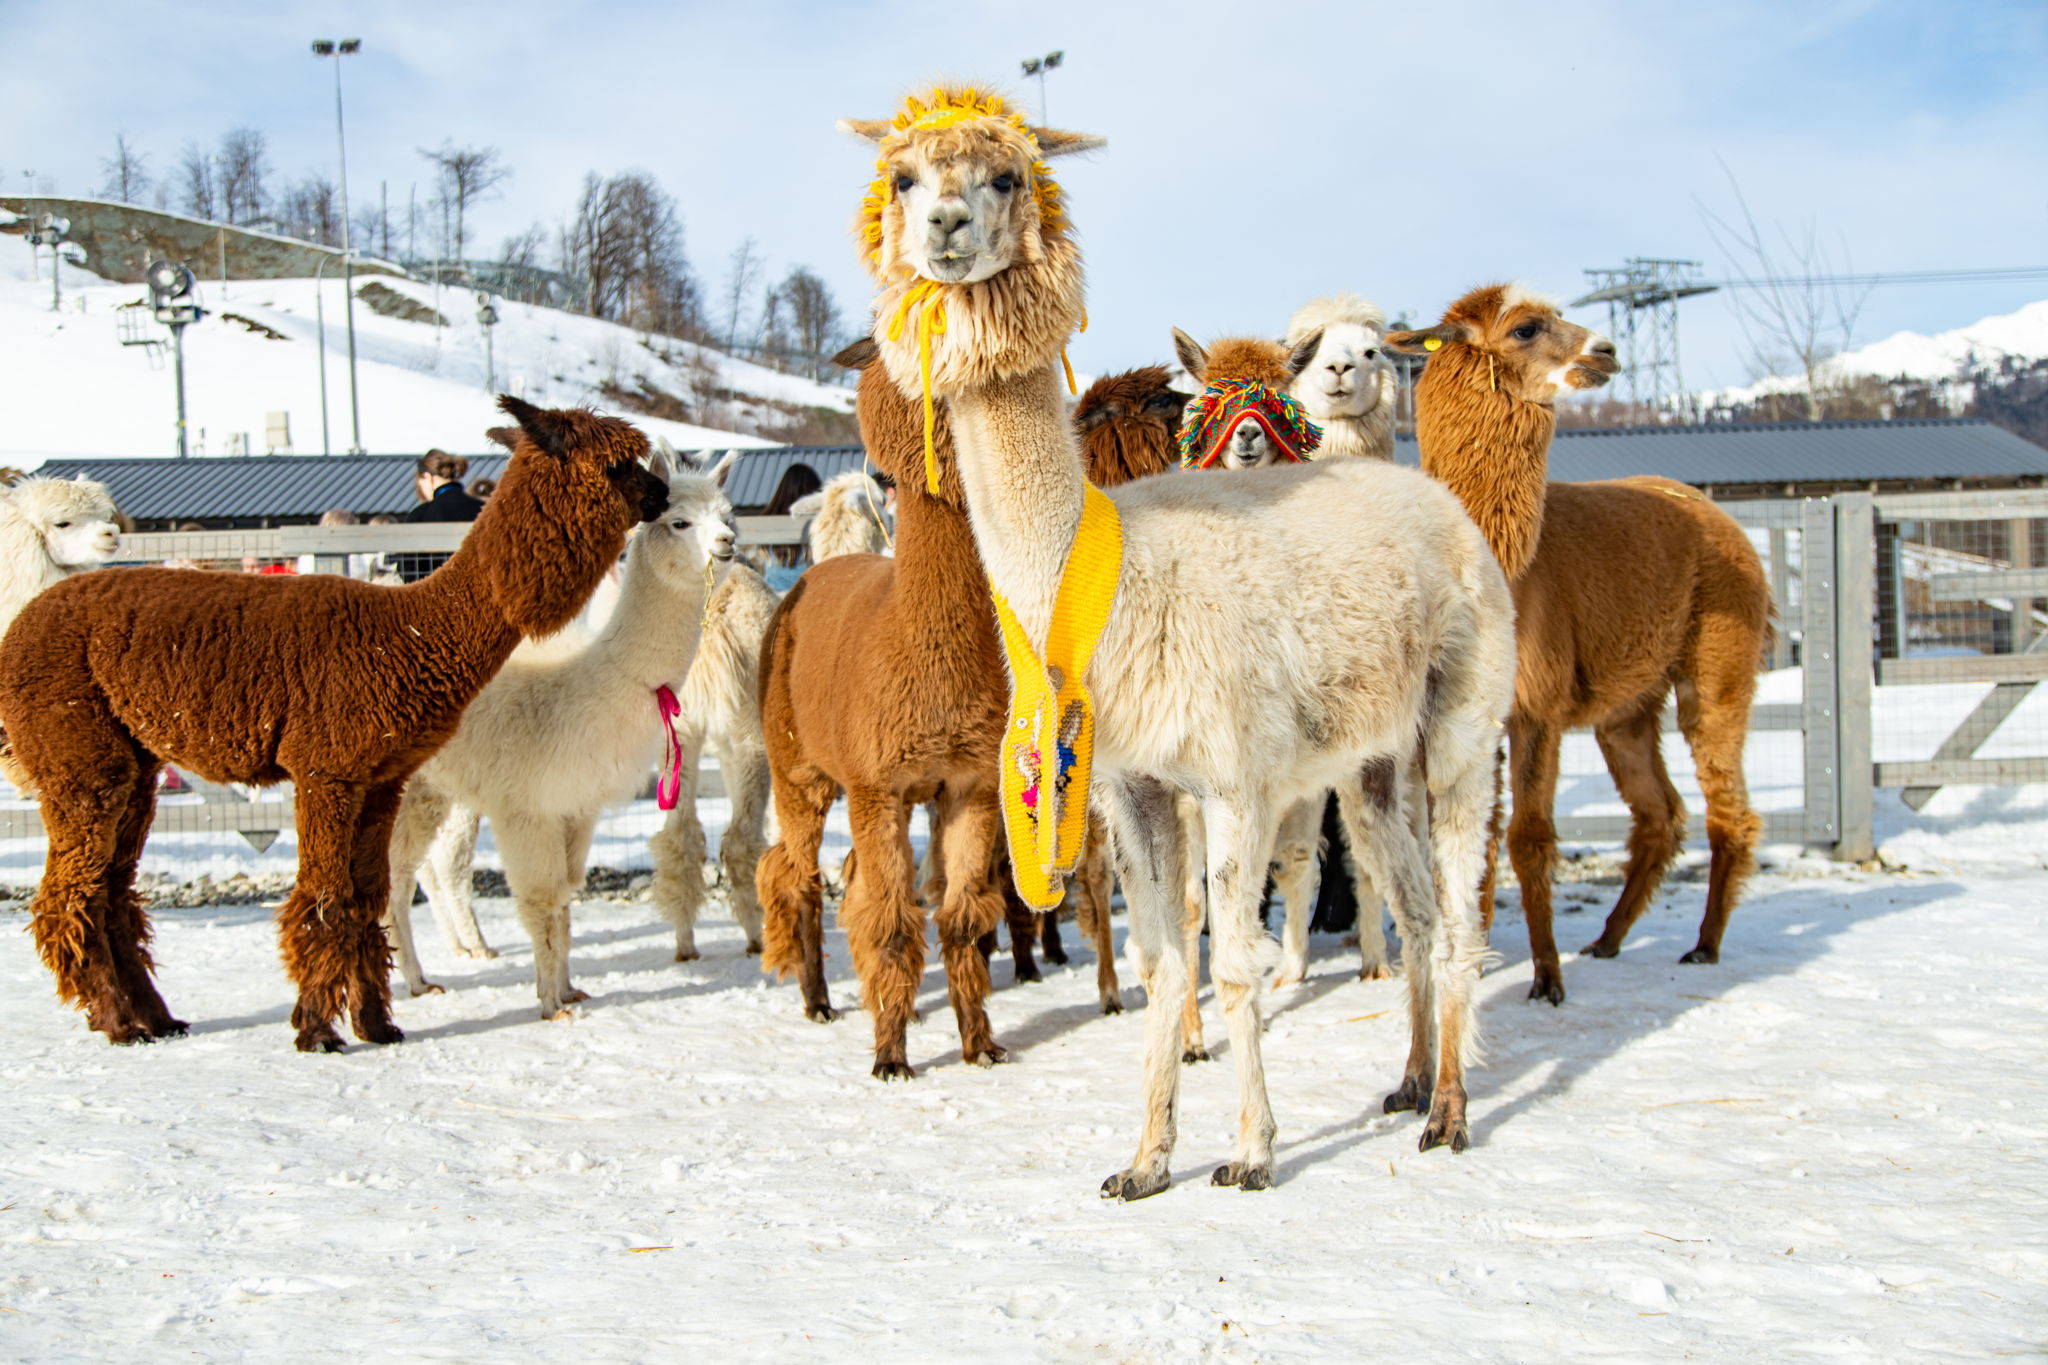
[0, 399, 666, 1050]
[1387, 285, 1773, 1003]
[757, 340, 1018, 1075]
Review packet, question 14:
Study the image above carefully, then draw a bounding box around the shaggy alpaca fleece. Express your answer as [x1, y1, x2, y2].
[1074, 366, 1185, 486]
[791, 471, 890, 561]
[0, 398, 665, 1050]
[0, 475, 121, 638]
[1287, 295, 1396, 462]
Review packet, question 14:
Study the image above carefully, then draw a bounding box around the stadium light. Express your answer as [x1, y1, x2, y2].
[1018, 49, 1064, 122]
[147, 259, 205, 458]
[312, 36, 365, 453]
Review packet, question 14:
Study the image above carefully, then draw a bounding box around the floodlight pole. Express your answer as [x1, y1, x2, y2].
[1018, 50, 1063, 123]
[315, 38, 365, 452]
[171, 322, 191, 458]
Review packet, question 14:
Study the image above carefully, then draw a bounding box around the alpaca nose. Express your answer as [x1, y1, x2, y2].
[1327, 362, 1353, 377]
[928, 200, 973, 238]
[1590, 337, 1617, 360]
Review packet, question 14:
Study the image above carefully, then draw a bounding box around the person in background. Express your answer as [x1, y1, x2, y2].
[397, 450, 484, 582]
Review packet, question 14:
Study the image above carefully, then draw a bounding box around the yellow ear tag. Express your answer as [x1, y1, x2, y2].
[1423, 337, 1443, 352]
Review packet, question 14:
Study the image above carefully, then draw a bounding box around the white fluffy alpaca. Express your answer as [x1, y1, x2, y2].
[382, 448, 739, 1014]
[1287, 295, 1398, 462]
[0, 475, 122, 638]
[791, 470, 890, 560]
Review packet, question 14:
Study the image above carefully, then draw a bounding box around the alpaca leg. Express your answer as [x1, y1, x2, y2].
[1506, 716, 1567, 1005]
[1584, 696, 1686, 959]
[1339, 766, 1439, 1116]
[1174, 796, 1210, 1063]
[1335, 794, 1396, 982]
[1421, 742, 1497, 1155]
[1099, 775, 1191, 1202]
[649, 729, 708, 961]
[1269, 798, 1323, 989]
[426, 803, 492, 959]
[552, 813, 599, 1006]
[343, 779, 406, 1045]
[1199, 792, 1282, 1190]
[279, 780, 373, 1052]
[104, 755, 185, 1038]
[1005, 885, 1043, 983]
[841, 785, 924, 1079]
[758, 772, 838, 1022]
[1477, 747, 1505, 939]
[932, 787, 1007, 1067]
[383, 783, 446, 997]
[1039, 898, 1069, 966]
[499, 812, 579, 1018]
[1075, 807, 1122, 1013]
[1675, 658, 1764, 964]
[718, 736, 772, 954]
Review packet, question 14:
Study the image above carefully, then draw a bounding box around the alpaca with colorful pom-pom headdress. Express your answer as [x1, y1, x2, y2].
[842, 83, 1517, 1196]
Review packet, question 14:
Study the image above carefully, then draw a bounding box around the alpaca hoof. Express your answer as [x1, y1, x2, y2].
[1100, 1166, 1171, 1202]
[545, 1007, 577, 1022]
[673, 949, 701, 963]
[872, 1060, 915, 1081]
[1528, 974, 1566, 1006]
[103, 1023, 154, 1047]
[1679, 946, 1719, 965]
[1043, 944, 1070, 967]
[967, 1045, 1009, 1068]
[745, 941, 764, 956]
[1419, 1107, 1469, 1154]
[1358, 963, 1393, 982]
[409, 982, 446, 997]
[1099, 995, 1124, 1016]
[151, 1017, 190, 1039]
[1384, 1075, 1430, 1114]
[1581, 939, 1621, 959]
[1181, 1045, 1211, 1065]
[1269, 968, 1304, 991]
[1013, 964, 1043, 985]
[456, 945, 498, 960]
[805, 1003, 840, 1024]
[561, 987, 590, 1004]
[295, 1025, 347, 1054]
[1211, 1162, 1273, 1191]
[357, 1021, 405, 1046]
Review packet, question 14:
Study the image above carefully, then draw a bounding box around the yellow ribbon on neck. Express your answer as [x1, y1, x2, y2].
[885, 280, 949, 496]
[991, 483, 1123, 910]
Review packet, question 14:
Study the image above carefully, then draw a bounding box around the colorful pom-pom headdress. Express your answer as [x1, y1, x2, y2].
[1177, 379, 1323, 469]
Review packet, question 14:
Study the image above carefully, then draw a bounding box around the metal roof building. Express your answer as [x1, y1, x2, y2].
[33, 419, 2045, 527]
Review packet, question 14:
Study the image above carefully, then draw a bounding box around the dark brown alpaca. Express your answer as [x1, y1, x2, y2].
[1387, 285, 1773, 1004]
[0, 399, 665, 1050]
[757, 338, 1021, 1075]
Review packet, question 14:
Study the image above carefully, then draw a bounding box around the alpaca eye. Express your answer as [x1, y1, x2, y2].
[671, 520, 692, 531]
[1363, 348, 1379, 361]
[1513, 323, 1540, 341]
[53, 521, 70, 529]
[991, 174, 1015, 194]
[894, 174, 915, 194]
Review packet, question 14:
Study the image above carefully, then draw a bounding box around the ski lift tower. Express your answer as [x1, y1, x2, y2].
[1571, 258, 1717, 418]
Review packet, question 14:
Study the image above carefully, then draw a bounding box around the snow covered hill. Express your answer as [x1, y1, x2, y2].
[1711, 296, 2048, 408]
[0, 244, 854, 465]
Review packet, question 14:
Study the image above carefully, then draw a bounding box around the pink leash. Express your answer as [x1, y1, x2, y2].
[655, 684, 684, 811]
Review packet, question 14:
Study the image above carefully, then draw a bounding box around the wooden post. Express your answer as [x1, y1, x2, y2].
[1834, 493, 1876, 862]
[1769, 527, 1794, 669]
[2011, 516, 2033, 652]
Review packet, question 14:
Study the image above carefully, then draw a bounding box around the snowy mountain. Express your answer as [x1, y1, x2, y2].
[1711, 297, 2048, 408]
[0, 244, 854, 465]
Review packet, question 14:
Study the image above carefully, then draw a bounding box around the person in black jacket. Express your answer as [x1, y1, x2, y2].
[395, 450, 485, 581]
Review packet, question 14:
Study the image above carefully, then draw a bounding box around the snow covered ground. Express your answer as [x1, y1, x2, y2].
[2, 856, 2044, 1361]
[0, 245, 853, 464]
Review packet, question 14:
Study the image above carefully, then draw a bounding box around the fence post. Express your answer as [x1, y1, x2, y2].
[1833, 492, 1876, 861]
[1800, 498, 1841, 850]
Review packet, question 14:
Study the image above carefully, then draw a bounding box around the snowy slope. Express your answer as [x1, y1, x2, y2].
[1712, 296, 2048, 407]
[0, 247, 853, 463]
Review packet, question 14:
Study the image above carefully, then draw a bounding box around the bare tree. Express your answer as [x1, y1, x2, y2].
[418, 143, 511, 264]
[216, 127, 270, 227]
[1699, 160, 1871, 421]
[775, 266, 841, 381]
[562, 170, 701, 338]
[177, 142, 216, 221]
[723, 237, 762, 354]
[499, 223, 547, 271]
[757, 282, 789, 373]
[98, 133, 151, 204]
[278, 175, 341, 246]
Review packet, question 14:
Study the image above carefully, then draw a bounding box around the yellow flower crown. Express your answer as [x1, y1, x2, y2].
[857, 86, 1067, 270]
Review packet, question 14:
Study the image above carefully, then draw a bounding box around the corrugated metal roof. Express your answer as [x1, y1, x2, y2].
[1393, 418, 2048, 486]
[38, 420, 2046, 524]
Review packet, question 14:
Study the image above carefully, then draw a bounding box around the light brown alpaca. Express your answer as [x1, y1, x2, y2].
[1387, 285, 1772, 1003]
[0, 400, 664, 1050]
[847, 88, 1516, 1193]
[757, 340, 1020, 1075]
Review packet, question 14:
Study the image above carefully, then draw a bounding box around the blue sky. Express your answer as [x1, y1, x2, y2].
[6, 0, 2044, 391]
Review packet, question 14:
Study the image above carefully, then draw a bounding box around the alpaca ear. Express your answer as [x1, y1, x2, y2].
[1383, 322, 1471, 356]
[1286, 329, 1325, 381]
[1075, 399, 1119, 432]
[1031, 128, 1107, 158]
[838, 118, 895, 144]
[496, 395, 569, 459]
[706, 450, 740, 489]
[648, 440, 675, 483]
[483, 426, 519, 451]
[1170, 328, 1208, 381]
[833, 337, 879, 371]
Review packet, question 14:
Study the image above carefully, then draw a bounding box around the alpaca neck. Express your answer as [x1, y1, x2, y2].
[592, 537, 708, 691]
[943, 363, 1085, 643]
[1317, 402, 1395, 462]
[1414, 347, 1553, 581]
